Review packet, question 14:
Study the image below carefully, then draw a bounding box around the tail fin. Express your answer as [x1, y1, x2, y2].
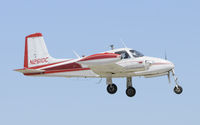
[24, 33, 60, 68]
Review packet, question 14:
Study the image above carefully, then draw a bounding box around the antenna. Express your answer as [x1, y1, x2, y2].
[120, 38, 127, 48]
[164, 50, 167, 60]
[110, 45, 114, 50]
[72, 50, 80, 58]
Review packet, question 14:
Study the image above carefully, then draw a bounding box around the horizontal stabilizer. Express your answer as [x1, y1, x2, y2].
[14, 68, 45, 73]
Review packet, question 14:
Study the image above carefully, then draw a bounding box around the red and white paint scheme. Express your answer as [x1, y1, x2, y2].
[15, 33, 183, 97]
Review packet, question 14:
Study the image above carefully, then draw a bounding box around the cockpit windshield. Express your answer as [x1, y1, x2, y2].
[130, 50, 144, 58]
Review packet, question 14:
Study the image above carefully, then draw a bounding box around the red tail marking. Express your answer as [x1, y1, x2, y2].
[24, 36, 29, 68]
[26, 33, 42, 38]
[24, 33, 43, 68]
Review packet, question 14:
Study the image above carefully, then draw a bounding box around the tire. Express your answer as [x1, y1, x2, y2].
[174, 85, 183, 94]
[126, 87, 136, 97]
[107, 84, 117, 94]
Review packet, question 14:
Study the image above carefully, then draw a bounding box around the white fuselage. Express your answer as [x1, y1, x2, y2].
[30, 48, 174, 78]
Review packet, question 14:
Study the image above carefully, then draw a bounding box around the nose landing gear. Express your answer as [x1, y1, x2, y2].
[174, 85, 183, 94]
[171, 69, 183, 94]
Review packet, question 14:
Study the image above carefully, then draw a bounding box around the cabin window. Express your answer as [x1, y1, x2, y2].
[115, 51, 130, 59]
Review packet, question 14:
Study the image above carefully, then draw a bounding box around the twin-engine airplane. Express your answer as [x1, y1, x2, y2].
[15, 33, 183, 97]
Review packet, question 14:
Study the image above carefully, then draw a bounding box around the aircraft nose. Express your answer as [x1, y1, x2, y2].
[163, 60, 175, 70]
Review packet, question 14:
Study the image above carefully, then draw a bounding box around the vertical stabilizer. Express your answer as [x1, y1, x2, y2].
[24, 33, 60, 68]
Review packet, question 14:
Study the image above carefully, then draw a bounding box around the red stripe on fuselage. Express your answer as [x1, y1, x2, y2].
[24, 68, 90, 76]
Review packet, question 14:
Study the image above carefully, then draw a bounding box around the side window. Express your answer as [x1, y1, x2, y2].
[115, 51, 130, 59]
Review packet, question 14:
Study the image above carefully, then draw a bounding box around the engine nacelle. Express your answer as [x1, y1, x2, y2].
[78, 53, 121, 66]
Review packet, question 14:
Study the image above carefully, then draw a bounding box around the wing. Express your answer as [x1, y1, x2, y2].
[77, 53, 123, 74]
[77, 53, 150, 76]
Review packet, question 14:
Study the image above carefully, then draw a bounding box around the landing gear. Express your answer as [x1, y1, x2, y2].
[107, 84, 117, 94]
[106, 77, 136, 97]
[171, 69, 183, 95]
[126, 87, 136, 97]
[126, 77, 136, 97]
[174, 85, 183, 94]
[106, 77, 117, 94]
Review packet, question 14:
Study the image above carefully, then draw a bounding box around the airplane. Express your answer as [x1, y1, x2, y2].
[15, 33, 183, 97]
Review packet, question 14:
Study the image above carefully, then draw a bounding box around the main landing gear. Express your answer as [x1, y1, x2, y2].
[107, 84, 117, 94]
[171, 69, 183, 94]
[126, 77, 136, 97]
[106, 77, 136, 97]
[106, 77, 117, 94]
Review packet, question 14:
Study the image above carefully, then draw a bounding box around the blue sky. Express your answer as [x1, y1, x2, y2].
[0, 0, 200, 125]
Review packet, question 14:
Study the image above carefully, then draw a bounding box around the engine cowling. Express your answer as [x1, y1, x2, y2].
[78, 53, 121, 66]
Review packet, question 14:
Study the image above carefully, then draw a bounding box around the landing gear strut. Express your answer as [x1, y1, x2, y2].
[126, 77, 136, 97]
[171, 69, 183, 94]
[106, 77, 117, 94]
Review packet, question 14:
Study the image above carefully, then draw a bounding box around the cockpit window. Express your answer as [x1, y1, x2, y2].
[130, 50, 144, 58]
[115, 51, 130, 59]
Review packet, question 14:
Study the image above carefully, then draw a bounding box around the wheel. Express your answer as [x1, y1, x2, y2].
[126, 87, 136, 97]
[174, 85, 183, 94]
[107, 84, 117, 94]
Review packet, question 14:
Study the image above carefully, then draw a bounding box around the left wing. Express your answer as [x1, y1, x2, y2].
[77, 53, 123, 74]
[77, 53, 121, 66]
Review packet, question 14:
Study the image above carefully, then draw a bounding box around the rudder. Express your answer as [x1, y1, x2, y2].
[24, 33, 56, 68]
